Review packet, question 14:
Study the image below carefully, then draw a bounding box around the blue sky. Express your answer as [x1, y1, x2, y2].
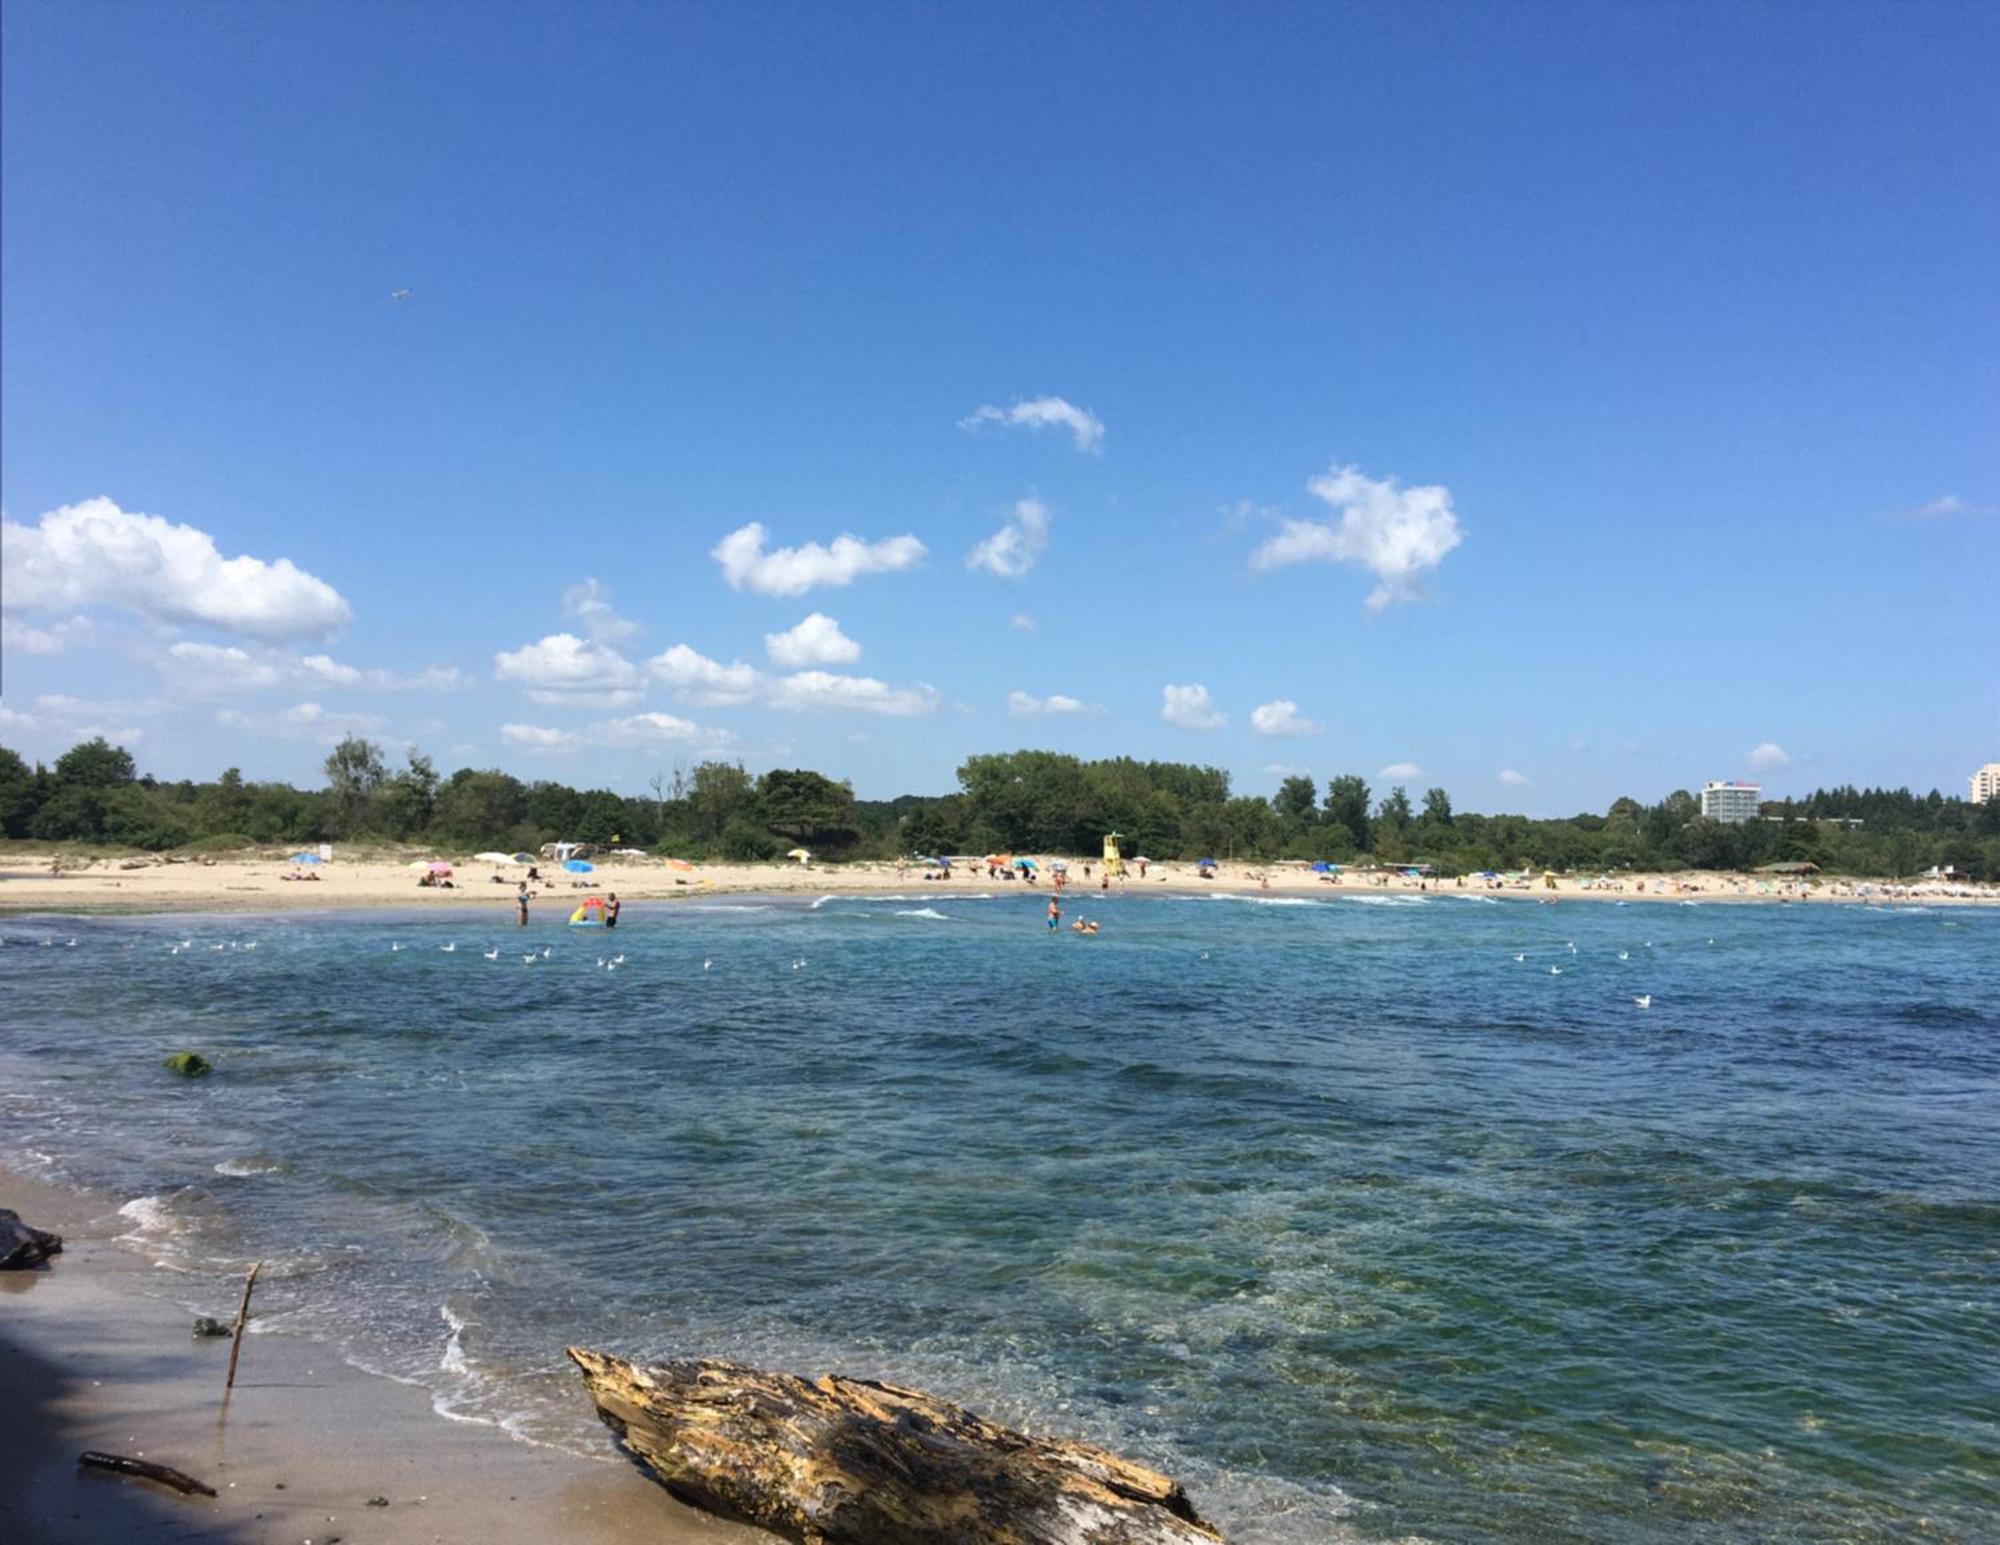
[3, 0, 1995, 811]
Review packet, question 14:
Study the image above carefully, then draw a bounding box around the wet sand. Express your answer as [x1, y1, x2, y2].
[0, 1167, 762, 1544]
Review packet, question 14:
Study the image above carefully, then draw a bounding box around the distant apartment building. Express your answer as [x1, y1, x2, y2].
[1972, 763, 2000, 804]
[1699, 780, 1763, 824]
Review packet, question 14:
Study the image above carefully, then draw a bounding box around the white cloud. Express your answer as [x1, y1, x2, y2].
[1499, 768, 1531, 786]
[1747, 741, 1791, 769]
[1379, 762, 1425, 779]
[2, 497, 350, 639]
[959, 396, 1105, 453]
[967, 497, 1052, 579]
[650, 640, 935, 717]
[1009, 612, 1038, 633]
[158, 640, 461, 696]
[500, 723, 581, 752]
[598, 712, 734, 751]
[1249, 699, 1321, 737]
[493, 632, 644, 707]
[0, 705, 38, 729]
[1009, 690, 1095, 717]
[648, 643, 763, 706]
[2, 615, 94, 656]
[1249, 464, 1464, 612]
[215, 701, 385, 744]
[764, 670, 939, 717]
[1264, 762, 1308, 778]
[764, 613, 861, 668]
[1901, 494, 1997, 521]
[1161, 683, 1225, 731]
[710, 522, 926, 597]
[561, 577, 643, 642]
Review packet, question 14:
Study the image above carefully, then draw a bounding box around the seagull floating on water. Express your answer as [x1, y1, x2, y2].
[1634, 995, 1653, 1009]
[522, 953, 537, 964]
[1549, 965, 1563, 976]
[390, 943, 404, 952]
[611, 953, 625, 965]
[440, 943, 456, 953]
[540, 946, 551, 959]
[703, 959, 712, 971]
[1513, 953, 1526, 963]
[1617, 950, 1630, 961]
[483, 948, 500, 960]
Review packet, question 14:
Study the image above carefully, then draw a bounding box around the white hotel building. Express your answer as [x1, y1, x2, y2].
[1699, 780, 1763, 824]
[1972, 763, 2000, 804]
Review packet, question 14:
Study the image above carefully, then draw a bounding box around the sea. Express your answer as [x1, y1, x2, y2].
[2, 891, 1995, 1543]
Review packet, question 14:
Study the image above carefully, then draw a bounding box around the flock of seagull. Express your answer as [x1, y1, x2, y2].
[1504, 934, 1713, 1010]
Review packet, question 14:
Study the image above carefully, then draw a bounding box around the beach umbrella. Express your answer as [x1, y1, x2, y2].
[986, 853, 1011, 866]
[289, 852, 321, 864]
[663, 857, 694, 872]
[1196, 857, 1217, 867]
[564, 859, 593, 873]
[1309, 861, 1332, 872]
[1049, 860, 1068, 871]
[1015, 857, 1037, 870]
[426, 861, 454, 875]
[473, 851, 514, 864]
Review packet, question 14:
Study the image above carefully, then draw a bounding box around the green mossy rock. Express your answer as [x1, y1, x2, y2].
[164, 1051, 212, 1077]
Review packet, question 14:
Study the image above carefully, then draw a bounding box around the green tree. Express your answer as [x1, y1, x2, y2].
[323, 735, 386, 837]
[0, 746, 38, 836]
[1324, 775, 1372, 851]
[759, 768, 858, 851]
[1421, 787, 1453, 827]
[1273, 775, 1320, 828]
[55, 737, 138, 788]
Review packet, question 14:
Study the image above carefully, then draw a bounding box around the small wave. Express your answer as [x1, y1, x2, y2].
[1452, 894, 1501, 905]
[1345, 894, 1430, 907]
[214, 1155, 288, 1177]
[1199, 894, 1327, 909]
[893, 908, 952, 921]
[814, 893, 997, 907]
[116, 1193, 177, 1240]
[687, 904, 772, 913]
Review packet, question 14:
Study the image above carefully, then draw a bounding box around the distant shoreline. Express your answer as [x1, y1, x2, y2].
[3, 851, 1992, 917]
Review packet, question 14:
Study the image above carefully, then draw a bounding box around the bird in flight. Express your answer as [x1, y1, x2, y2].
[389, 288, 412, 300]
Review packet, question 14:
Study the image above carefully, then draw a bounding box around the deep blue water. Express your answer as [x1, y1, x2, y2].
[2, 891, 1996, 1542]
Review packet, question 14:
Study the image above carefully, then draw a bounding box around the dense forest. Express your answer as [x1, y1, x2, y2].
[3, 736, 1997, 879]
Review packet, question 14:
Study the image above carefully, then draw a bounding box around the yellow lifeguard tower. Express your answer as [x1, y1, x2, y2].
[1102, 831, 1126, 878]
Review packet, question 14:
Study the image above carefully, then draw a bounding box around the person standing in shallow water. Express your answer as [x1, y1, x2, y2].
[516, 882, 531, 926]
[1047, 896, 1061, 932]
[604, 893, 620, 929]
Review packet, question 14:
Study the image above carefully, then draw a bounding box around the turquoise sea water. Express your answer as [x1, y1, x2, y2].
[2, 891, 1995, 1542]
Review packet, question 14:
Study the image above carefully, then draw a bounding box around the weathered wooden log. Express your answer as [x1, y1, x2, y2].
[566, 1349, 1221, 1544]
[78, 1451, 218, 1497]
[0, 1207, 63, 1269]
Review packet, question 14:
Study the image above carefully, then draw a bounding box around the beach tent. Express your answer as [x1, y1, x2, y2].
[1309, 861, 1334, 872]
[473, 851, 516, 864]
[289, 852, 321, 864]
[564, 859, 593, 873]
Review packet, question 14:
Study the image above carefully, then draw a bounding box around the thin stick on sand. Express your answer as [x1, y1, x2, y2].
[78, 1451, 219, 1497]
[223, 1260, 263, 1393]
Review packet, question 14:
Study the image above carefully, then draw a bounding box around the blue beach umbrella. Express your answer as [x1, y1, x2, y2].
[1309, 861, 1333, 872]
[564, 859, 593, 873]
[1196, 857, 1218, 867]
[288, 852, 321, 864]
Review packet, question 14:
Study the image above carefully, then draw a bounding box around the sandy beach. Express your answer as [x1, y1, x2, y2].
[0, 1165, 763, 1544]
[3, 847, 1992, 916]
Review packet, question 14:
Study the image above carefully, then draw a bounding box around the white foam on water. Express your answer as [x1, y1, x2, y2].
[686, 904, 772, 913]
[213, 1156, 286, 1177]
[115, 1193, 176, 1241]
[1345, 894, 1431, 907]
[893, 908, 952, 920]
[1200, 894, 1329, 909]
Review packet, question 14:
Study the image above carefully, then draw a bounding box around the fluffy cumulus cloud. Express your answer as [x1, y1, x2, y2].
[493, 633, 644, 707]
[501, 723, 580, 751]
[763, 613, 861, 668]
[1499, 768, 1531, 786]
[647, 644, 763, 706]
[650, 642, 937, 717]
[1250, 464, 1464, 612]
[1380, 761, 1425, 779]
[1249, 699, 1321, 737]
[959, 396, 1105, 453]
[763, 671, 939, 717]
[1008, 690, 1094, 717]
[1748, 741, 1791, 769]
[2, 615, 95, 656]
[967, 497, 1052, 579]
[711, 522, 926, 597]
[162, 642, 461, 695]
[1161, 683, 1225, 731]
[1, 497, 351, 639]
[561, 577, 643, 642]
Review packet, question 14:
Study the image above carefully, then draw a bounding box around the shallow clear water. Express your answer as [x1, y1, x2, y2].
[2, 892, 1996, 1542]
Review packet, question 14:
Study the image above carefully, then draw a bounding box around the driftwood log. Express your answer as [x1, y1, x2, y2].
[78, 1451, 218, 1497]
[567, 1349, 1220, 1544]
[0, 1208, 63, 1269]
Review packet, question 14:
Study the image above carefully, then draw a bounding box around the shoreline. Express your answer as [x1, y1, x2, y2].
[4, 850, 1992, 918]
[0, 1164, 761, 1544]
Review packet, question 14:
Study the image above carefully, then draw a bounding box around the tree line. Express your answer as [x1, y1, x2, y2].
[3, 736, 1997, 880]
